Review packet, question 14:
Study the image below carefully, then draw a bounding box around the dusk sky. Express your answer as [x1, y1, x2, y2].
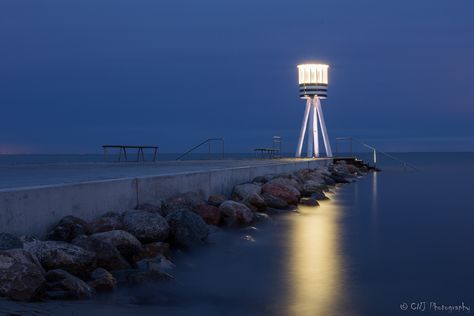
[1, 0, 473, 154]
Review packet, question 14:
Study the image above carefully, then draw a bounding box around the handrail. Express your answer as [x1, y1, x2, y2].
[335, 137, 418, 171]
[176, 138, 225, 161]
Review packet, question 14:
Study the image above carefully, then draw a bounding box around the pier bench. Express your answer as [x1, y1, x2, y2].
[102, 145, 158, 162]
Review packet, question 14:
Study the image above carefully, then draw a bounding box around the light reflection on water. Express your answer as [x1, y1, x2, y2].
[285, 198, 345, 315]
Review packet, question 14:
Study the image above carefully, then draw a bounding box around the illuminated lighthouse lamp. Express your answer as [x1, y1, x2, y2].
[295, 63, 333, 158]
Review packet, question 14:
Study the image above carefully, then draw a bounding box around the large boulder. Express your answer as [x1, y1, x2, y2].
[136, 254, 175, 274]
[0, 233, 23, 250]
[166, 210, 209, 248]
[0, 249, 46, 301]
[194, 204, 221, 226]
[90, 230, 143, 263]
[302, 180, 326, 196]
[232, 183, 261, 201]
[162, 192, 205, 215]
[46, 216, 91, 242]
[72, 235, 130, 271]
[261, 193, 288, 210]
[268, 177, 303, 193]
[299, 197, 319, 207]
[23, 240, 96, 278]
[219, 200, 255, 226]
[246, 193, 267, 211]
[46, 269, 94, 300]
[89, 212, 123, 234]
[88, 268, 117, 292]
[262, 182, 300, 205]
[122, 210, 169, 243]
[207, 194, 226, 207]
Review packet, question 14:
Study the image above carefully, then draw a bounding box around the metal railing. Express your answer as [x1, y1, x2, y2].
[176, 138, 225, 161]
[335, 137, 418, 171]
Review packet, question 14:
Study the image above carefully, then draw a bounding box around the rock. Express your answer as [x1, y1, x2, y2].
[310, 191, 328, 200]
[136, 203, 162, 214]
[268, 177, 303, 193]
[72, 235, 130, 271]
[46, 216, 91, 242]
[136, 254, 175, 274]
[246, 193, 267, 211]
[232, 183, 262, 201]
[262, 182, 300, 205]
[329, 173, 349, 184]
[207, 194, 226, 207]
[88, 268, 117, 292]
[251, 176, 269, 184]
[0, 233, 23, 250]
[89, 230, 143, 263]
[302, 180, 326, 196]
[219, 200, 255, 226]
[133, 242, 170, 262]
[162, 192, 205, 215]
[122, 210, 169, 243]
[23, 240, 96, 278]
[46, 269, 94, 300]
[322, 174, 337, 186]
[89, 212, 123, 234]
[261, 193, 288, 210]
[0, 249, 46, 301]
[299, 197, 320, 207]
[254, 212, 271, 223]
[166, 210, 209, 248]
[194, 204, 221, 226]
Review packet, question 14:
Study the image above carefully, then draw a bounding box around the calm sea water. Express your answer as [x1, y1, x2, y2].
[1, 153, 473, 315]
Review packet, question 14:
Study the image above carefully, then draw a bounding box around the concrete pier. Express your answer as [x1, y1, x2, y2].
[0, 159, 331, 237]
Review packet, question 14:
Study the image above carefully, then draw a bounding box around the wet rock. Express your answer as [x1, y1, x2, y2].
[166, 210, 209, 248]
[0, 233, 23, 250]
[262, 182, 300, 205]
[219, 200, 255, 226]
[0, 249, 46, 301]
[261, 193, 289, 210]
[90, 230, 143, 263]
[136, 254, 175, 274]
[310, 191, 329, 201]
[23, 240, 96, 278]
[299, 197, 320, 207]
[254, 212, 271, 223]
[46, 269, 94, 300]
[194, 204, 221, 226]
[46, 216, 91, 242]
[302, 180, 326, 196]
[88, 268, 117, 292]
[207, 194, 226, 207]
[162, 192, 205, 215]
[72, 235, 130, 271]
[124, 270, 174, 285]
[321, 175, 337, 186]
[232, 183, 262, 201]
[133, 242, 170, 261]
[89, 212, 123, 234]
[122, 210, 169, 243]
[329, 173, 349, 184]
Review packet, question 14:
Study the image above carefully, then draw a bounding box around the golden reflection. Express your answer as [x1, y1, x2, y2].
[285, 200, 344, 315]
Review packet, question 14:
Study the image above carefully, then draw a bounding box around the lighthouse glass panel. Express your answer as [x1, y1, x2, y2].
[297, 64, 329, 99]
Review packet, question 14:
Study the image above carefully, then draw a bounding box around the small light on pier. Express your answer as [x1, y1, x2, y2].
[295, 63, 333, 158]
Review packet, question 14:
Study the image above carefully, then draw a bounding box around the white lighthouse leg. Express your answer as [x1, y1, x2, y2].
[306, 101, 314, 158]
[296, 98, 312, 158]
[312, 102, 319, 157]
[314, 97, 333, 157]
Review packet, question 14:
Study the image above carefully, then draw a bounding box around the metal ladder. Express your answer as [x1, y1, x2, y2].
[176, 138, 225, 161]
[335, 137, 418, 171]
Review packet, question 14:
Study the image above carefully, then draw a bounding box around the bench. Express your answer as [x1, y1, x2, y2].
[102, 145, 158, 162]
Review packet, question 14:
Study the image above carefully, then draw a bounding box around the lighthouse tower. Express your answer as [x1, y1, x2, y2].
[295, 63, 333, 158]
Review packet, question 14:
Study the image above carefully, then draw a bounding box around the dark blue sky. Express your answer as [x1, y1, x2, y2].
[1, 0, 473, 154]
